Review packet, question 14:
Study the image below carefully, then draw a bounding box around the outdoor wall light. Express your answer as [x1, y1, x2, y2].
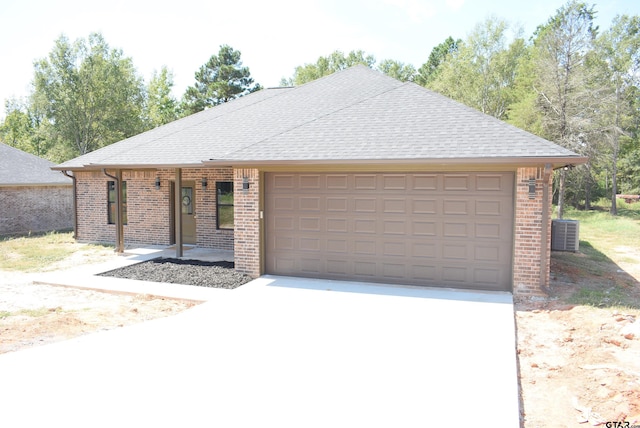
[242, 176, 250, 191]
[201, 177, 208, 190]
[155, 177, 161, 190]
[528, 177, 536, 199]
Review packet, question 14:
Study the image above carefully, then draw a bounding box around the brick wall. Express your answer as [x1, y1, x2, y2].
[233, 168, 261, 277]
[0, 185, 73, 235]
[513, 167, 552, 298]
[75, 168, 234, 250]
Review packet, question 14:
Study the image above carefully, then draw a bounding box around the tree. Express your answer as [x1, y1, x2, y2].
[282, 50, 376, 86]
[146, 66, 178, 127]
[415, 36, 461, 86]
[530, 1, 598, 217]
[377, 59, 416, 82]
[180, 45, 261, 115]
[0, 100, 31, 150]
[33, 33, 146, 156]
[593, 15, 640, 215]
[427, 17, 527, 120]
[0, 97, 52, 158]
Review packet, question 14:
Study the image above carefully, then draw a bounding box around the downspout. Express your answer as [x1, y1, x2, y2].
[103, 169, 125, 254]
[540, 164, 553, 292]
[61, 171, 77, 239]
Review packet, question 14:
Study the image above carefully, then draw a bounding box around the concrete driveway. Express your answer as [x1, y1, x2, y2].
[0, 275, 520, 427]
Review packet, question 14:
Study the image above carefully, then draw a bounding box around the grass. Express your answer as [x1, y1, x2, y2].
[0, 231, 110, 272]
[554, 200, 640, 309]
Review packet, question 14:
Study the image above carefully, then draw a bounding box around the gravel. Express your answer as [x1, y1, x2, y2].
[98, 258, 252, 289]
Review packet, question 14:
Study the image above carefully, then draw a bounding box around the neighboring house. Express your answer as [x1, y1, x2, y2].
[0, 143, 73, 236]
[54, 66, 586, 297]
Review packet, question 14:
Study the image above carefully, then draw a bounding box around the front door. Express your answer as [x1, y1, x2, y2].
[181, 183, 196, 244]
[171, 181, 197, 245]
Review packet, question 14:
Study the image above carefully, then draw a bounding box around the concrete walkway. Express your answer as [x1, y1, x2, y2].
[0, 251, 520, 427]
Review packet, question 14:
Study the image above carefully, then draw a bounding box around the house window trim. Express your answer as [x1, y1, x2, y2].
[107, 181, 128, 225]
[216, 181, 234, 230]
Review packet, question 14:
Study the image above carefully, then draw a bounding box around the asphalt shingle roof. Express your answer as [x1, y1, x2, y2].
[56, 65, 583, 170]
[0, 143, 71, 185]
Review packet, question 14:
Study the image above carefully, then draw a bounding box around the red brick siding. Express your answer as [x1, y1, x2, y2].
[233, 168, 261, 277]
[75, 168, 234, 250]
[513, 167, 551, 298]
[0, 185, 73, 235]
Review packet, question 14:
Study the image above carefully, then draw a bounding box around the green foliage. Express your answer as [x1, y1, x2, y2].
[33, 33, 146, 157]
[180, 45, 261, 115]
[284, 50, 376, 86]
[427, 17, 527, 120]
[146, 66, 178, 127]
[415, 36, 461, 86]
[377, 59, 416, 82]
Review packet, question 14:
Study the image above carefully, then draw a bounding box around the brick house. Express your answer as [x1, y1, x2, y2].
[54, 66, 586, 297]
[1, 143, 73, 236]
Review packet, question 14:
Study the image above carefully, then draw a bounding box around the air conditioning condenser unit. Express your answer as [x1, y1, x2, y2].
[551, 219, 579, 252]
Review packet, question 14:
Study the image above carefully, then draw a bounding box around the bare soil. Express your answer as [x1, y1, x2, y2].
[1, 246, 640, 427]
[516, 249, 640, 427]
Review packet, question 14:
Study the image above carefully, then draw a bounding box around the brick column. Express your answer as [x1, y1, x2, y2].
[513, 167, 552, 298]
[233, 168, 261, 277]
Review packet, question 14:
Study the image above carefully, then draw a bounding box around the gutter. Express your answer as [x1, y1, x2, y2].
[61, 171, 77, 239]
[203, 156, 590, 168]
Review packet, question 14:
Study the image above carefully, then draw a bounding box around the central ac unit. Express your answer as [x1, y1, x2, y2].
[551, 219, 579, 252]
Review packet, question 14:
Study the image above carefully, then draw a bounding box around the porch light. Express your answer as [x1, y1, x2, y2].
[242, 176, 250, 191]
[201, 177, 208, 190]
[528, 178, 536, 199]
[155, 177, 161, 190]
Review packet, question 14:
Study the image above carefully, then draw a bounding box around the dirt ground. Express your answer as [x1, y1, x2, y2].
[516, 249, 640, 427]
[1, 246, 640, 427]
[0, 249, 197, 354]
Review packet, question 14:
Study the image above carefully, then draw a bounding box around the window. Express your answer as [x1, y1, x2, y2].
[107, 181, 127, 225]
[216, 181, 234, 229]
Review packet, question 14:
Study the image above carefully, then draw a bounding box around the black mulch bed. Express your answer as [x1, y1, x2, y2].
[98, 258, 252, 289]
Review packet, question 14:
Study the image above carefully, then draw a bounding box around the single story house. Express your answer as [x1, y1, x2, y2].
[1, 142, 73, 236]
[54, 66, 587, 297]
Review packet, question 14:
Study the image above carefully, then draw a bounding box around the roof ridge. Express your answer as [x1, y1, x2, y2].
[216, 71, 403, 160]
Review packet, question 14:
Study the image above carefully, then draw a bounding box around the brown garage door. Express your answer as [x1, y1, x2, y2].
[265, 172, 514, 291]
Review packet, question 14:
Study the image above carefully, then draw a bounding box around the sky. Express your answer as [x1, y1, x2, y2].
[1, 0, 640, 118]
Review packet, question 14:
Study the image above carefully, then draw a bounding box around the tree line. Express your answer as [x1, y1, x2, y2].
[1, 0, 639, 215]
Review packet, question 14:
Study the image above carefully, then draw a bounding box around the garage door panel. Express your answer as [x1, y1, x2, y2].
[412, 199, 438, 214]
[266, 172, 513, 291]
[354, 175, 377, 189]
[383, 220, 406, 235]
[443, 200, 469, 215]
[327, 197, 348, 211]
[354, 240, 376, 255]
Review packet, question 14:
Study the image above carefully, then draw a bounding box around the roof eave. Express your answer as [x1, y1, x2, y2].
[203, 156, 589, 169]
[51, 162, 208, 171]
